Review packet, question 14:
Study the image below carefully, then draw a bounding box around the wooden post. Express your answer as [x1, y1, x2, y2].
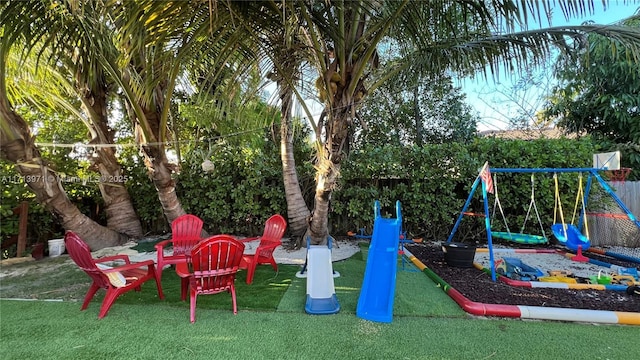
[16, 201, 28, 257]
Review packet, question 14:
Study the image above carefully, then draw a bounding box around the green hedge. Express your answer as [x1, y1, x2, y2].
[123, 136, 599, 241]
[331, 137, 596, 241]
[2, 136, 599, 244]
[176, 145, 289, 236]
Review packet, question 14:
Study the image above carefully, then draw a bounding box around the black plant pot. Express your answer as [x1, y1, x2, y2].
[442, 242, 476, 268]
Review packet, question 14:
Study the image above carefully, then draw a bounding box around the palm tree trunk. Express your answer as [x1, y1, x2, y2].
[0, 108, 126, 250]
[150, 149, 186, 224]
[306, 156, 336, 245]
[127, 99, 188, 226]
[80, 89, 144, 238]
[307, 97, 352, 245]
[138, 136, 186, 225]
[279, 84, 311, 240]
[92, 146, 144, 237]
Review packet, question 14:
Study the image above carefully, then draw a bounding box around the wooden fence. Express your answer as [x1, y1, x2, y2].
[587, 181, 640, 247]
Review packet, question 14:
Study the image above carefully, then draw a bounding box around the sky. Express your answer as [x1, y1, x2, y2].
[462, 1, 639, 131]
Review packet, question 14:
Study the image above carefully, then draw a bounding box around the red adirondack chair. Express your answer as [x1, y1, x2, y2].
[155, 214, 204, 284]
[239, 214, 287, 284]
[64, 231, 164, 319]
[177, 235, 245, 323]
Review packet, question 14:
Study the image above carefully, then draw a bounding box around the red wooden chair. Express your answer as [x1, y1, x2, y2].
[155, 214, 204, 284]
[64, 231, 164, 319]
[177, 235, 245, 323]
[239, 214, 287, 284]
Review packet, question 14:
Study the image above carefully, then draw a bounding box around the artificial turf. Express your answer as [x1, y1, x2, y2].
[2, 299, 639, 360]
[2, 243, 640, 359]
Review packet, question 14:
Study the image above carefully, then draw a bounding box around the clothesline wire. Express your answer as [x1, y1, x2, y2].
[34, 127, 267, 149]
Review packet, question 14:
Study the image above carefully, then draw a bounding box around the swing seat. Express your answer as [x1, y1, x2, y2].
[491, 232, 548, 245]
[551, 223, 590, 251]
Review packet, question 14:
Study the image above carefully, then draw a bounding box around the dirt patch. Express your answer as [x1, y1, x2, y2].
[407, 242, 640, 313]
[0, 255, 87, 301]
[0, 238, 360, 301]
[0, 256, 75, 278]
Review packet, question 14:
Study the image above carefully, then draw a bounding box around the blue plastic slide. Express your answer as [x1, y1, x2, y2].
[356, 200, 402, 323]
[304, 240, 340, 315]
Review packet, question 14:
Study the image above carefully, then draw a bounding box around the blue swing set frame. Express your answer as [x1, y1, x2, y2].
[447, 166, 640, 281]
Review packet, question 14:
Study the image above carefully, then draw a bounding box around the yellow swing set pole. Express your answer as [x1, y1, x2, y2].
[553, 174, 568, 240]
[572, 173, 590, 240]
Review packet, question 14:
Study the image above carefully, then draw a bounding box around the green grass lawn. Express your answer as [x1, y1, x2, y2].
[2, 299, 640, 360]
[1, 245, 639, 359]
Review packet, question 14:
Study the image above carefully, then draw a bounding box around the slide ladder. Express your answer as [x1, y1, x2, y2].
[297, 237, 341, 315]
[356, 200, 402, 323]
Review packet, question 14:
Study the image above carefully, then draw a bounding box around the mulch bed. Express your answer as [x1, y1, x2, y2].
[406, 242, 640, 313]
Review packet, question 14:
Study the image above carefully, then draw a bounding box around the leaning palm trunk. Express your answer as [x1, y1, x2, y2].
[0, 108, 126, 250]
[80, 90, 144, 238]
[148, 149, 186, 224]
[91, 145, 144, 237]
[278, 84, 311, 240]
[120, 61, 188, 227]
[135, 117, 186, 225]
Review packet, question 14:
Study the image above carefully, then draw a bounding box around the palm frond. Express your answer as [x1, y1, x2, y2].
[394, 24, 640, 85]
[5, 45, 88, 124]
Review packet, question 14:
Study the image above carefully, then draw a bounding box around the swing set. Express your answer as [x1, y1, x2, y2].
[490, 173, 548, 245]
[447, 165, 640, 281]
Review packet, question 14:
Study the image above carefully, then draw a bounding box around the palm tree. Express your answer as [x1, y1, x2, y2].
[180, 0, 314, 239]
[0, 1, 137, 248]
[3, 23, 145, 239]
[253, 1, 313, 239]
[0, 46, 128, 249]
[107, 0, 257, 224]
[277, 0, 640, 244]
[2, 1, 252, 236]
